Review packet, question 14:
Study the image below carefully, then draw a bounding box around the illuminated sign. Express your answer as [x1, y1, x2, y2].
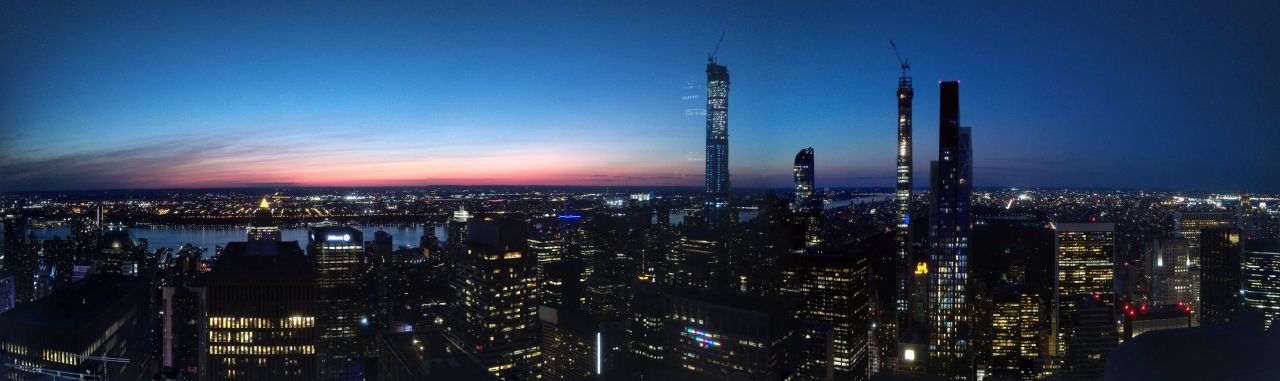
[326, 234, 351, 242]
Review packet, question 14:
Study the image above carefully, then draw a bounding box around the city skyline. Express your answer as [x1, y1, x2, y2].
[3, 2, 1279, 193]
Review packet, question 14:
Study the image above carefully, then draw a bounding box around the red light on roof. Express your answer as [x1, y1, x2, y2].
[1127, 310, 1136, 317]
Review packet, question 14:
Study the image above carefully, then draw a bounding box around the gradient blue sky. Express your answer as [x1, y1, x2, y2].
[2, 1, 1277, 192]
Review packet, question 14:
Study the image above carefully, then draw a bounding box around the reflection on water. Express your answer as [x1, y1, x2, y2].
[28, 225, 447, 257]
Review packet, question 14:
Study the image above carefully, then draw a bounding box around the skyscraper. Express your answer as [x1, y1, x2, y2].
[896, 63, 916, 373]
[893, 59, 915, 352]
[703, 58, 731, 233]
[308, 227, 367, 381]
[793, 147, 821, 247]
[1054, 222, 1115, 357]
[781, 252, 870, 379]
[247, 197, 281, 242]
[1145, 238, 1192, 305]
[204, 241, 317, 380]
[1200, 227, 1243, 325]
[1175, 209, 1237, 323]
[447, 218, 541, 380]
[927, 80, 972, 380]
[793, 147, 815, 213]
[1242, 239, 1280, 330]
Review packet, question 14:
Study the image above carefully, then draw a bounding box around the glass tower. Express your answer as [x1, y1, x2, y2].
[704, 60, 730, 233]
[1242, 239, 1280, 330]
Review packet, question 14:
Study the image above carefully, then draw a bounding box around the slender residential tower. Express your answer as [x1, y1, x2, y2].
[704, 55, 731, 233]
[927, 81, 973, 379]
[893, 47, 915, 346]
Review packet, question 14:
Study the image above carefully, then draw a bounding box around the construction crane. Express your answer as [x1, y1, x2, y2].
[889, 39, 910, 76]
[708, 31, 726, 63]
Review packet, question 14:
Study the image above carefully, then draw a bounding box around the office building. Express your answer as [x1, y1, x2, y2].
[447, 218, 541, 380]
[1243, 239, 1280, 330]
[539, 305, 600, 380]
[203, 240, 317, 380]
[247, 198, 281, 242]
[986, 286, 1040, 381]
[1200, 228, 1243, 325]
[1063, 296, 1117, 380]
[98, 230, 135, 275]
[1145, 238, 1192, 305]
[665, 292, 795, 380]
[308, 227, 367, 380]
[0, 275, 148, 381]
[781, 252, 870, 379]
[162, 285, 207, 378]
[1055, 222, 1115, 356]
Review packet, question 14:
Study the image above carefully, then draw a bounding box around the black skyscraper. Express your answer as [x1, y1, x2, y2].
[927, 81, 973, 380]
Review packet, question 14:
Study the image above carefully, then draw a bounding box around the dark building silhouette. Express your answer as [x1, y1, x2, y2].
[97, 230, 135, 275]
[203, 240, 317, 380]
[1200, 227, 1243, 325]
[308, 227, 367, 380]
[703, 58, 731, 233]
[1063, 295, 1117, 380]
[0, 275, 148, 381]
[664, 291, 796, 380]
[927, 80, 973, 379]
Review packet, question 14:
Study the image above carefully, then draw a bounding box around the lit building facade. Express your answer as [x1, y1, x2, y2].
[703, 59, 731, 233]
[1054, 222, 1115, 356]
[781, 253, 870, 379]
[307, 227, 367, 380]
[927, 80, 973, 380]
[447, 218, 541, 380]
[1200, 227, 1243, 325]
[1242, 239, 1280, 330]
[987, 287, 1040, 381]
[892, 59, 915, 370]
[203, 241, 318, 380]
[1145, 238, 1192, 306]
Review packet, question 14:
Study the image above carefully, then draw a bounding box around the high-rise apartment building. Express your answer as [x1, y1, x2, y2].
[1200, 228, 1243, 325]
[703, 58, 731, 233]
[1054, 222, 1115, 357]
[927, 81, 973, 380]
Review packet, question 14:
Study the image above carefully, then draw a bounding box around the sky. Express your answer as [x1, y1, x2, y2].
[1, 1, 1278, 193]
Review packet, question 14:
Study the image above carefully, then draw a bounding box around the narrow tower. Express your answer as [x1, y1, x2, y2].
[891, 40, 915, 349]
[927, 81, 973, 379]
[704, 41, 731, 233]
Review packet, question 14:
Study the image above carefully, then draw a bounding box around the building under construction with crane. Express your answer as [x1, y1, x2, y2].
[703, 33, 731, 235]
